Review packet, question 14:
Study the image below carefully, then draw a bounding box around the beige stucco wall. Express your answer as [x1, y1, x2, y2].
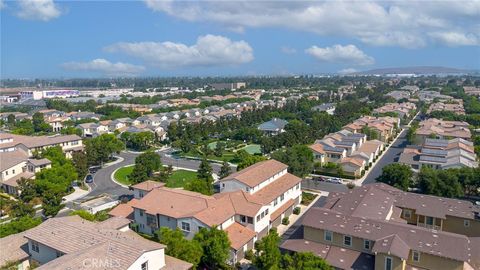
[442, 216, 480, 237]
[375, 253, 404, 270]
[405, 251, 464, 270]
[303, 226, 370, 253]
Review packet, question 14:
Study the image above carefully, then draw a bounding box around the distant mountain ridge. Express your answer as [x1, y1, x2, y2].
[356, 66, 473, 75]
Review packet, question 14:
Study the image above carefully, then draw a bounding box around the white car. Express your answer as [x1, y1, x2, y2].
[327, 177, 343, 184]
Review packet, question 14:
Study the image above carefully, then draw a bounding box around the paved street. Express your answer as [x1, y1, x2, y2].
[301, 179, 348, 193]
[77, 149, 234, 202]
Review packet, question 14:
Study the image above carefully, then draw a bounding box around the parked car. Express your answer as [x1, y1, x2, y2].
[85, 174, 94, 183]
[326, 177, 343, 184]
[88, 166, 102, 174]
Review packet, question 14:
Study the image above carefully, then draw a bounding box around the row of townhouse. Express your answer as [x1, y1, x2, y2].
[463, 86, 480, 96]
[414, 118, 472, 143]
[427, 99, 466, 115]
[399, 138, 478, 170]
[373, 102, 417, 119]
[109, 159, 302, 265]
[0, 215, 192, 270]
[417, 90, 454, 102]
[309, 130, 385, 177]
[343, 116, 401, 143]
[281, 183, 480, 270]
[0, 132, 83, 194]
[386, 90, 411, 101]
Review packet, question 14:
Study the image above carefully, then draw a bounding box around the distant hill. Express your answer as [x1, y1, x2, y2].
[356, 66, 472, 75]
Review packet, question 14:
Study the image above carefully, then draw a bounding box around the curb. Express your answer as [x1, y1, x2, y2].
[111, 166, 133, 189]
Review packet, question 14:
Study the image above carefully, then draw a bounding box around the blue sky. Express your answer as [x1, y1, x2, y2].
[1, 0, 479, 78]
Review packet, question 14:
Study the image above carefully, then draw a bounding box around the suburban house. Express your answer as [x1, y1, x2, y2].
[76, 122, 109, 137]
[0, 150, 51, 194]
[415, 118, 471, 143]
[373, 102, 416, 119]
[110, 160, 302, 265]
[463, 86, 480, 96]
[312, 103, 336, 115]
[386, 90, 411, 101]
[281, 183, 480, 270]
[258, 118, 288, 135]
[309, 130, 384, 177]
[343, 116, 400, 143]
[0, 215, 192, 270]
[399, 138, 478, 170]
[427, 100, 465, 115]
[0, 133, 83, 158]
[417, 90, 454, 102]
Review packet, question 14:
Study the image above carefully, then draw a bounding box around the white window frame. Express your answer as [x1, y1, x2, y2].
[343, 235, 352, 247]
[403, 209, 412, 219]
[32, 241, 39, 253]
[363, 239, 371, 250]
[181, 222, 190, 232]
[412, 251, 420, 262]
[385, 256, 393, 270]
[324, 230, 332, 242]
[464, 220, 470, 227]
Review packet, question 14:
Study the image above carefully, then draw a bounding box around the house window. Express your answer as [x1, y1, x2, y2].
[139, 210, 144, 217]
[385, 257, 392, 270]
[403, 209, 412, 219]
[464, 220, 470, 227]
[247, 217, 254, 224]
[141, 261, 148, 270]
[412, 251, 420, 262]
[56, 251, 63, 258]
[274, 198, 278, 207]
[265, 209, 269, 215]
[363, 239, 371, 250]
[12, 169, 15, 174]
[280, 194, 284, 201]
[343, 235, 352, 246]
[31, 241, 39, 252]
[324, 230, 332, 242]
[240, 215, 246, 223]
[426, 216, 434, 226]
[181, 222, 191, 232]
[256, 215, 261, 222]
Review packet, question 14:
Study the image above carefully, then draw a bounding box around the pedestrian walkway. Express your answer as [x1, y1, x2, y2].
[62, 186, 89, 202]
[277, 191, 324, 236]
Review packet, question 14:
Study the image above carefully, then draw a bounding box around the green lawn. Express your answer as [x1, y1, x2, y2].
[113, 166, 198, 188]
[114, 166, 134, 185]
[165, 170, 198, 188]
[241, 144, 262, 154]
[182, 150, 237, 163]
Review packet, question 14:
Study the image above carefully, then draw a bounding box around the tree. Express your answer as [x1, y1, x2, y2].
[376, 164, 413, 191]
[130, 151, 162, 183]
[282, 252, 332, 270]
[193, 226, 231, 269]
[72, 151, 88, 181]
[271, 145, 314, 177]
[253, 229, 282, 270]
[219, 161, 231, 179]
[32, 112, 51, 133]
[10, 201, 35, 218]
[361, 126, 379, 140]
[121, 131, 155, 151]
[197, 157, 213, 182]
[17, 178, 38, 203]
[0, 216, 42, 238]
[417, 167, 464, 198]
[157, 227, 203, 267]
[42, 191, 64, 217]
[61, 126, 82, 136]
[235, 150, 266, 170]
[185, 178, 214, 195]
[85, 134, 125, 165]
[214, 141, 226, 157]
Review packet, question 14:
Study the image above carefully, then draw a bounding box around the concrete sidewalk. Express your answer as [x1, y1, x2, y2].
[62, 186, 89, 202]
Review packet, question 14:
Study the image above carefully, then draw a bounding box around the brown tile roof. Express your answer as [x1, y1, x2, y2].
[194, 196, 236, 227]
[214, 190, 263, 217]
[0, 232, 29, 267]
[2, 171, 35, 187]
[372, 234, 410, 260]
[340, 157, 365, 167]
[270, 199, 295, 222]
[303, 207, 472, 262]
[280, 239, 375, 270]
[221, 159, 288, 188]
[27, 216, 167, 270]
[309, 143, 325, 154]
[108, 199, 137, 220]
[0, 133, 82, 149]
[0, 150, 28, 171]
[357, 140, 383, 155]
[164, 255, 193, 270]
[130, 188, 215, 218]
[131, 180, 165, 191]
[96, 216, 131, 230]
[224, 222, 256, 250]
[249, 173, 301, 205]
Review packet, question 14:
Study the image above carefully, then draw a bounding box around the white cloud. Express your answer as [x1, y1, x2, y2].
[306, 44, 375, 66]
[338, 68, 358, 74]
[105, 34, 254, 68]
[143, 0, 480, 48]
[429, 31, 479, 47]
[62, 59, 145, 76]
[16, 0, 61, 21]
[280, 46, 297, 54]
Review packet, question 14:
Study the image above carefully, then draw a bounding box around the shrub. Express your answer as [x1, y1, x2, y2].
[282, 217, 290, 225]
[293, 207, 301, 215]
[346, 182, 356, 189]
[245, 249, 254, 260]
[301, 192, 318, 205]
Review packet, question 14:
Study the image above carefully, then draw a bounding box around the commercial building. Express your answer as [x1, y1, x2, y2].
[20, 89, 79, 100]
[210, 82, 246, 90]
[281, 183, 480, 270]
